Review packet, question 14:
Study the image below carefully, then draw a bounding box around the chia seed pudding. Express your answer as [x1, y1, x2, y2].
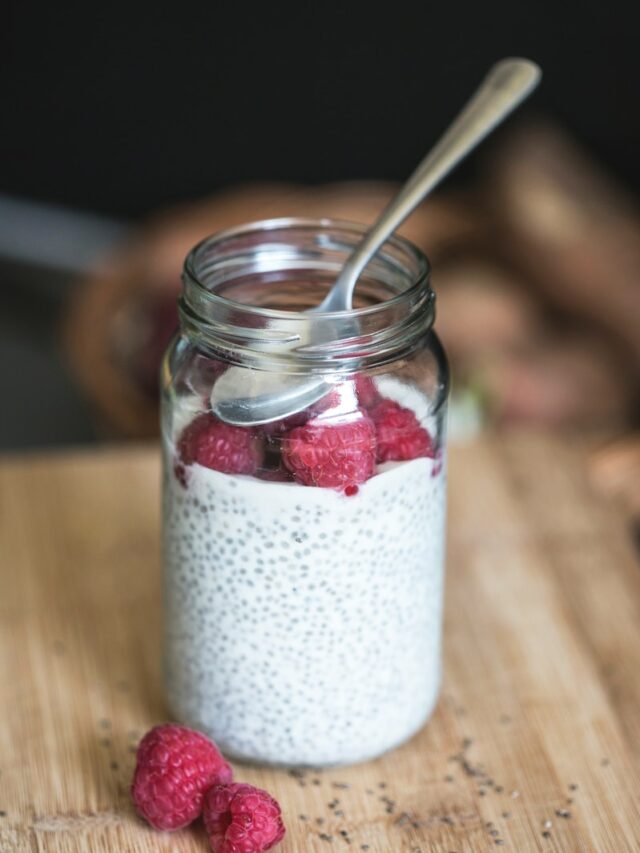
[162, 218, 449, 767]
[163, 380, 446, 767]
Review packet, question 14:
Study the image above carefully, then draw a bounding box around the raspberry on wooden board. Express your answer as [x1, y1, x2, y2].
[131, 724, 233, 831]
[204, 783, 286, 853]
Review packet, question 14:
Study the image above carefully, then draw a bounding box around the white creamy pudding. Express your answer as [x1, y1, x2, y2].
[163, 385, 446, 766]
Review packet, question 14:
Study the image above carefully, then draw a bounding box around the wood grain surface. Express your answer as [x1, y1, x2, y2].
[1, 435, 640, 852]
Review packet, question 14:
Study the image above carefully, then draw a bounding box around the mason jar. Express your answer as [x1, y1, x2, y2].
[161, 218, 448, 767]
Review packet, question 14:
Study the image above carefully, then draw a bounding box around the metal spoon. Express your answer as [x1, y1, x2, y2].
[212, 57, 541, 425]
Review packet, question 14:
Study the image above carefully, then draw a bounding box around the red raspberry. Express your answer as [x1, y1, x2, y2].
[354, 374, 381, 409]
[281, 415, 376, 489]
[131, 724, 233, 831]
[179, 413, 264, 475]
[371, 399, 435, 462]
[204, 783, 286, 853]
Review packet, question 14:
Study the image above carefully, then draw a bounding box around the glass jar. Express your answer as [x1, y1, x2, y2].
[161, 218, 448, 767]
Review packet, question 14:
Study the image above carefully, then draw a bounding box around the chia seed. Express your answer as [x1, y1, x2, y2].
[163, 442, 446, 765]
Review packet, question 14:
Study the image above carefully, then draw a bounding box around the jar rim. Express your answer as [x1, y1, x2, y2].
[182, 216, 432, 321]
[179, 216, 437, 375]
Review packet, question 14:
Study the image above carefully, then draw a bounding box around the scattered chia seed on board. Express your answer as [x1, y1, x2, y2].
[285, 731, 585, 849]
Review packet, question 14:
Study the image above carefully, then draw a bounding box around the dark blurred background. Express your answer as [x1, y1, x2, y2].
[2, 4, 639, 212]
[1, 3, 639, 510]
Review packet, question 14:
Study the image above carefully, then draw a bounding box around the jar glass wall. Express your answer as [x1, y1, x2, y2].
[161, 219, 448, 766]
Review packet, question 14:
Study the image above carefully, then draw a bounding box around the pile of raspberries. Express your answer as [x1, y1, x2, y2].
[132, 723, 285, 852]
[177, 375, 435, 492]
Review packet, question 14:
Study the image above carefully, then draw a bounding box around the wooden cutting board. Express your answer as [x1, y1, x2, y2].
[1, 434, 640, 852]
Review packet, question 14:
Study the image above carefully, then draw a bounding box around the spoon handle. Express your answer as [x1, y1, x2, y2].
[321, 58, 541, 311]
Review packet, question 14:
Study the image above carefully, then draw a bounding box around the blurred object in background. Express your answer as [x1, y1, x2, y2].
[480, 121, 640, 429]
[63, 121, 639, 442]
[0, 195, 129, 449]
[588, 434, 640, 529]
